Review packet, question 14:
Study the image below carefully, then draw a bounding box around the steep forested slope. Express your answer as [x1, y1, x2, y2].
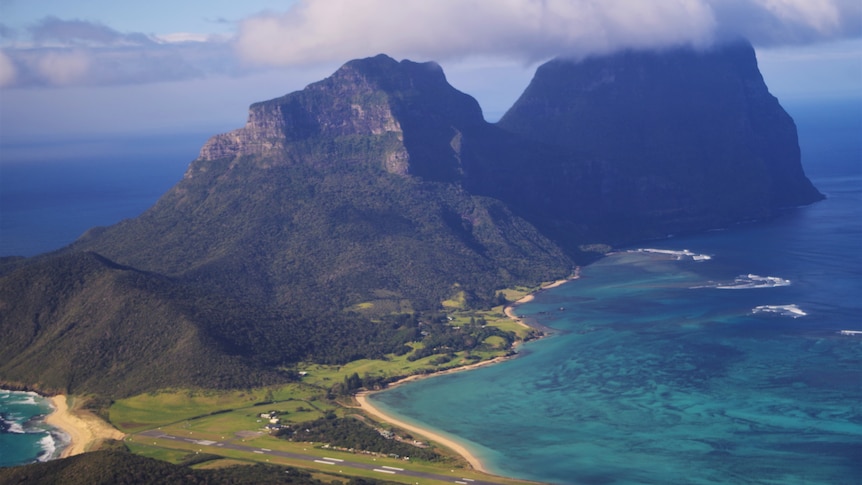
[0, 43, 823, 396]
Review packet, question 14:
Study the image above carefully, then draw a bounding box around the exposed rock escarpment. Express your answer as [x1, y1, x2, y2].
[198, 54, 485, 182]
[491, 41, 823, 243]
[1, 43, 825, 396]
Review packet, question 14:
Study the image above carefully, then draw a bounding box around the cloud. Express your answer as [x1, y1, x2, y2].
[235, 0, 862, 67]
[710, 0, 859, 45]
[1, 17, 240, 87]
[29, 16, 154, 47]
[1, 2, 859, 89]
[0, 49, 16, 86]
[34, 49, 91, 85]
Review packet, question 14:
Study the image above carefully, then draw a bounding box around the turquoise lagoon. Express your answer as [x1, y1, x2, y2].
[369, 100, 862, 485]
[371, 175, 862, 484]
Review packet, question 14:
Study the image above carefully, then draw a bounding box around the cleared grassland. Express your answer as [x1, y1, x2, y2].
[110, 384, 327, 432]
[106, 282, 556, 484]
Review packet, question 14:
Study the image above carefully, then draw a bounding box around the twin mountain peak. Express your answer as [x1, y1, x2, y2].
[198, 43, 821, 232]
[0, 40, 823, 396]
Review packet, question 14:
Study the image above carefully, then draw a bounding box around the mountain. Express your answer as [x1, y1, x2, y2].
[0, 250, 452, 397]
[68, 55, 572, 314]
[0, 42, 822, 396]
[489, 41, 823, 243]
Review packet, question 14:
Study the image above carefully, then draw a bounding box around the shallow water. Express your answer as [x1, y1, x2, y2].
[370, 169, 862, 484]
[0, 390, 66, 467]
[370, 99, 862, 485]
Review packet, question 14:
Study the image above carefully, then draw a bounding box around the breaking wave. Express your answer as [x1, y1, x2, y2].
[752, 304, 807, 318]
[36, 434, 58, 462]
[630, 248, 713, 261]
[693, 274, 791, 289]
[1, 414, 25, 433]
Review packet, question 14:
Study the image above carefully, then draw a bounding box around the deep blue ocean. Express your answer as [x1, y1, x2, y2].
[0, 132, 212, 257]
[0, 100, 859, 477]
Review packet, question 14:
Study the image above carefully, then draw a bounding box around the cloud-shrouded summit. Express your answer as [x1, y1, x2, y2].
[1, 0, 859, 89]
[236, 0, 861, 66]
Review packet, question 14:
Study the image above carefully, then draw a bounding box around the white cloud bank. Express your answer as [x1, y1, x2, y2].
[1, 0, 859, 88]
[0, 49, 16, 87]
[235, 0, 861, 66]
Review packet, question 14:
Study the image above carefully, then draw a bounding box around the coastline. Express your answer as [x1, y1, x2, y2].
[505, 270, 578, 331]
[43, 395, 125, 459]
[355, 392, 489, 473]
[354, 271, 580, 475]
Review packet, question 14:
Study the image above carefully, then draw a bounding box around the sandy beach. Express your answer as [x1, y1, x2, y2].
[505, 270, 579, 327]
[354, 271, 580, 474]
[44, 395, 125, 458]
[355, 391, 489, 473]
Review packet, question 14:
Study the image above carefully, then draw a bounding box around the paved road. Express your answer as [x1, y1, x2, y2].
[137, 429, 504, 485]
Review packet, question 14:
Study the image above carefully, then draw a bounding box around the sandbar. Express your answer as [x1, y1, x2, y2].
[44, 395, 125, 458]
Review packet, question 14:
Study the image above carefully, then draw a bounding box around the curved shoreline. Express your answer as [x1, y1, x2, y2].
[43, 395, 125, 459]
[355, 391, 488, 473]
[354, 271, 579, 475]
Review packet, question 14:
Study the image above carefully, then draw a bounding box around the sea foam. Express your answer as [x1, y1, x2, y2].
[631, 248, 712, 261]
[718, 274, 791, 289]
[1, 414, 26, 433]
[693, 274, 791, 290]
[36, 434, 58, 462]
[752, 304, 807, 318]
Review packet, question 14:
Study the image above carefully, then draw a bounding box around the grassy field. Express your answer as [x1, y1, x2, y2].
[125, 431, 532, 485]
[110, 384, 329, 433]
[106, 284, 555, 484]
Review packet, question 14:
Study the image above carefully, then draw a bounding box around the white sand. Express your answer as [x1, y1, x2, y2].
[44, 395, 125, 458]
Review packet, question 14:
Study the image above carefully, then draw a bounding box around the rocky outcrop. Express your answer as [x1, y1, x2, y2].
[3, 44, 827, 396]
[197, 54, 485, 182]
[198, 103, 293, 161]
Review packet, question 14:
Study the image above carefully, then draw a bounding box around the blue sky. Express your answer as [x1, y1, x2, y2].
[0, 0, 860, 140]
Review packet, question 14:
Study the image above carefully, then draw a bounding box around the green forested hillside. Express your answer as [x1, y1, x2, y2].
[0, 447, 393, 485]
[0, 46, 822, 398]
[0, 252, 285, 395]
[72, 157, 571, 314]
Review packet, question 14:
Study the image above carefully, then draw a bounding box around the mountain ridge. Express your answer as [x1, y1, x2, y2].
[0, 41, 823, 397]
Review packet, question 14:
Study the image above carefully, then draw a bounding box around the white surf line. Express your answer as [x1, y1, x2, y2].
[381, 465, 404, 471]
[373, 468, 397, 474]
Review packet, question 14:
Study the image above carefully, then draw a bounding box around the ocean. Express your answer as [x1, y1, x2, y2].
[0, 132, 212, 257]
[369, 99, 862, 484]
[0, 132, 208, 465]
[0, 100, 859, 477]
[0, 391, 67, 467]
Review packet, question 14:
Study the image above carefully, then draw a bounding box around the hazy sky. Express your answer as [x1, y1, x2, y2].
[0, 0, 860, 140]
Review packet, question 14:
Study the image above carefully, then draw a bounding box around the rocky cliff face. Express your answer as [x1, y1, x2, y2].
[494, 41, 823, 243]
[1, 44, 826, 396]
[198, 54, 485, 182]
[70, 54, 571, 315]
